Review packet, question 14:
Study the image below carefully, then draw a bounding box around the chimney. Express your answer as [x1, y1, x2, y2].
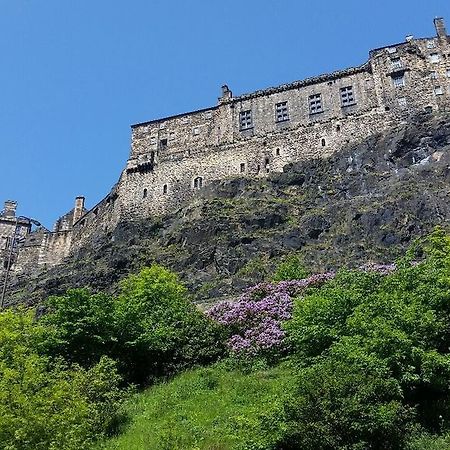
[73, 196, 85, 224]
[434, 17, 447, 40]
[219, 84, 232, 102]
[2, 200, 17, 218]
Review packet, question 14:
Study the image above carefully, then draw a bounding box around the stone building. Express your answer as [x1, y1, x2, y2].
[2, 17, 450, 277]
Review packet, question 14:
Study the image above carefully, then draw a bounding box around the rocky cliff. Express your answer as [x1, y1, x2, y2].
[9, 111, 450, 306]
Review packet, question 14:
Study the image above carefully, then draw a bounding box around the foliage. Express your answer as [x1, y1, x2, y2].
[114, 265, 225, 383]
[280, 227, 450, 448]
[0, 309, 125, 450]
[41, 289, 117, 367]
[207, 274, 335, 361]
[42, 265, 225, 384]
[272, 253, 309, 282]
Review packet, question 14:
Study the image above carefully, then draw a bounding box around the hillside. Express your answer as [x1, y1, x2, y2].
[9, 111, 450, 306]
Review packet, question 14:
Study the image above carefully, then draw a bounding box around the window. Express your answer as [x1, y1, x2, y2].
[340, 86, 355, 106]
[392, 74, 405, 87]
[160, 138, 168, 149]
[193, 176, 203, 189]
[321, 138, 326, 147]
[425, 106, 433, 113]
[427, 40, 436, 49]
[430, 53, 441, 63]
[275, 148, 280, 156]
[391, 58, 402, 70]
[240, 163, 245, 173]
[163, 184, 168, 194]
[193, 127, 200, 135]
[264, 158, 270, 173]
[239, 110, 253, 130]
[143, 189, 147, 198]
[430, 71, 438, 79]
[447, 69, 450, 78]
[398, 97, 407, 108]
[434, 86, 444, 95]
[275, 101, 289, 122]
[309, 93, 323, 114]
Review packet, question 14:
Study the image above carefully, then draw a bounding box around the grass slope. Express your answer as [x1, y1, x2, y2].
[97, 363, 293, 450]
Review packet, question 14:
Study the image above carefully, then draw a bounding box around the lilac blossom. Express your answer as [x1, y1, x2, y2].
[207, 272, 335, 357]
[207, 263, 406, 357]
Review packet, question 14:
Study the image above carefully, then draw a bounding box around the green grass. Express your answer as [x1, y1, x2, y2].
[96, 362, 294, 450]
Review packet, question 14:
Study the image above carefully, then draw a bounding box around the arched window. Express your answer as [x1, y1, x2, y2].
[143, 188, 148, 198]
[193, 177, 203, 189]
[163, 184, 168, 194]
[321, 138, 326, 147]
[276, 148, 280, 156]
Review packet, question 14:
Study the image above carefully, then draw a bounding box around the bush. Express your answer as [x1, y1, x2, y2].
[41, 265, 225, 385]
[114, 265, 225, 383]
[0, 309, 126, 450]
[272, 254, 309, 282]
[282, 228, 450, 448]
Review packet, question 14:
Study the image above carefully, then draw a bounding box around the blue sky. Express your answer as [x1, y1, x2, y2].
[1, 0, 450, 227]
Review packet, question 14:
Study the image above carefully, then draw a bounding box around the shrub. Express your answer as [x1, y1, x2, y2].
[0, 309, 125, 450]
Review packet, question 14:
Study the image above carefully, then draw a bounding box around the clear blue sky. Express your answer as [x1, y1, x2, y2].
[1, 0, 449, 227]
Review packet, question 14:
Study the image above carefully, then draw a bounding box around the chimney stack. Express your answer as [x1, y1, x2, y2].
[219, 84, 232, 102]
[73, 196, 85, 224]
[2, 200, 17, 218]
[434, 17, 447, 40]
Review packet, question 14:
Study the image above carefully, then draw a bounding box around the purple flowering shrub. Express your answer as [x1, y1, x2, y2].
[207, 273, 335, 358]
[207, 264, 398, 359]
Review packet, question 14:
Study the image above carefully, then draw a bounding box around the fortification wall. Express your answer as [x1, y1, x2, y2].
[2, 18, 450, 277]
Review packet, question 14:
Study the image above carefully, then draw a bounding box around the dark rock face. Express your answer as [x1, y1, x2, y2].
[9, 112, 450, 306]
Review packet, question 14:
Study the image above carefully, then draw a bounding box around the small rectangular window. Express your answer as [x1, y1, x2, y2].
[434, 86, 444, 95]
[446, 69, 450, 78]
[340, 86, 356, 107]
[275, 101, 289, 122]
[160, 138, 168, 149]
[240, 163, 245, 173]
[239, 110, 253, 130]
[391, 58, 402, 70]
[398, 97, 407, 108]
[309, 93, 323, 114]
[392, 74, 405, 88]
[430, 53, 441, 63]
[193, 127, 200, 135]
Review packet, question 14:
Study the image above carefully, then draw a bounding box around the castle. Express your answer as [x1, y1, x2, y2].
[1, 17, 450, 281]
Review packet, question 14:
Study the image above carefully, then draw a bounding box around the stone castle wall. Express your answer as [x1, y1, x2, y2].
[3, 18, 450, 276]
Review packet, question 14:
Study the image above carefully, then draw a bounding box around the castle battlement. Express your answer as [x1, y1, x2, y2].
[2, 17, 450, 280]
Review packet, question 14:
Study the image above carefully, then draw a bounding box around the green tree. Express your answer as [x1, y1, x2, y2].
[41, 289, 117, 367]
[114, 265, 225, 383]
[0, 309, 125, 450]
